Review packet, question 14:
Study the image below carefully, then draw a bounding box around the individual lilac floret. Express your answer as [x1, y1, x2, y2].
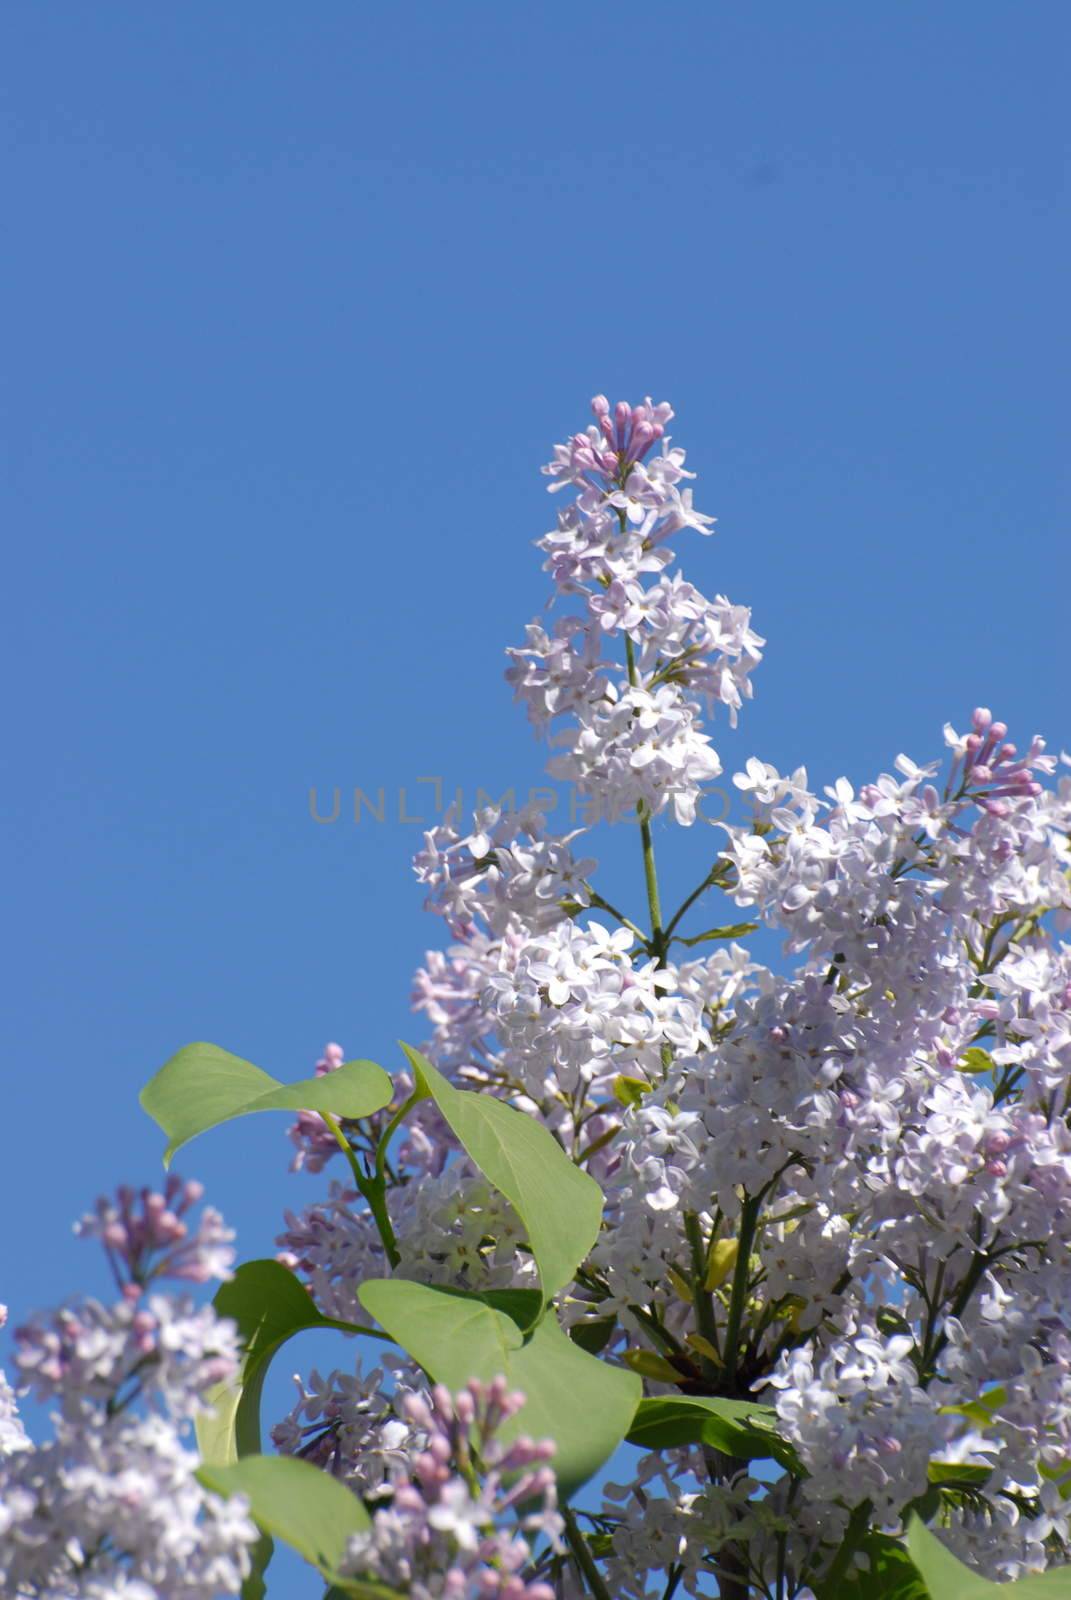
[75, 1176, 235, 1291]
[341, 1377, 561, 1599]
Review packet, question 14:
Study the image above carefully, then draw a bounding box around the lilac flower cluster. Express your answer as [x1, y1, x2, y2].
[508, 396, 762, 828]
[21, 396, 1071, 1596]
[0, 1184, 256, 1597]
[271, 1352, 424, 1494]
[65, 394, 1052, 1597]
[340, 1377, 561, 1600]
[75, 1175, 236, 1287]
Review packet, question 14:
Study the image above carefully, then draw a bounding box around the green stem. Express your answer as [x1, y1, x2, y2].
[663, 867, 719, 943]
[375, 1092, 421, 1188]
[322, 1110, 401, 1269]
[920, 1247, 991, 1381]
[583, 887, 648, 947]
[722, 1195, 761, 1392]
[823, 1500, 872, 1591]
[704, 1447, 752, 1600]
[321, 1110, 366, 1191]
[684, 1211, 722, 1375]
[624, 631, 666, 962]
[562, 1506, 613, 1600]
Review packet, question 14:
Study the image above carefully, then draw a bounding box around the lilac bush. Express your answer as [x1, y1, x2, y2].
[4, 396, 1071, 1597]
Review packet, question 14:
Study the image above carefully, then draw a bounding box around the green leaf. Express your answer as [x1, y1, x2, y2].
[907, 1517, 1071, 1597]
[569, 1316, 616, 1355]
[360, 1278, 524, 1384]
[612, 1074, 648, 1108]
[322, 1576, 406, 1600]
[197, 1259, 375, 1466]
[927, 1461, 993, 1488]
[324, 1587, 404, 1600]
[939, 1385, 1007, 1426]
[816, 1533, 928, 1600]
[140, 1042, 393, 1166]
[198, 1455, 369, 1584]
[399, 1043, 602, 1304]
[958, 1047, 996, 1075]
[357, 1279, 640, 1499]
[679, 922, 759, 947]
[196, 1261, 379, 1600]
[625, 1394, 795, 1468]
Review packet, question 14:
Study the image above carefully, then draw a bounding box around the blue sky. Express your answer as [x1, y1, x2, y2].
[2, 5, 1068, 1594]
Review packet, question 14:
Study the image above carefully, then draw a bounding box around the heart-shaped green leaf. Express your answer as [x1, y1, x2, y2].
[357, 1279, 640, 1499]
[196, 1259, 385, 1600]
[400, 1042, 602, 1306]
[198, 1455, 369, 1584]
[141, 1042, 393, 1166]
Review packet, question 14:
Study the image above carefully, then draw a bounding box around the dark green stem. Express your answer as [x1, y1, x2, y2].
[822, 1500, 872, 1591]
[664, 863, 728, 943]
[375, 1092, 421, 1188]
[563, 1506, 613, 1600]
[322, 1110, 400, 1268]
[722, 1195, 761, 1392]
[583, 886, 648, 946]
[684, 1211, 722, 1375]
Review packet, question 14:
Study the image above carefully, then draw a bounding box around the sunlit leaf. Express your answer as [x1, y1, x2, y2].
[958, 1047, 996, 1075]
[400, 1043, 602, 1305]
[196, 1259, 377, 1466]
[678, 922, 759, 947]
[358, 1279, 640, 1498]
[140, 1042, 392, 1166]
[199, 1455, 368, 1584]
[626, 1394, 796, 1469]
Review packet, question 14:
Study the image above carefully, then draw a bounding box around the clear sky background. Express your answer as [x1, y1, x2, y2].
[2, 6, 1068, 1595]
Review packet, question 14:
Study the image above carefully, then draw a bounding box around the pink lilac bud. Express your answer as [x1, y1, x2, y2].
[76, 1178, 235, 1290]
[314, 1042, 345, 1077]
[432, 1382, 454, 1419]
[404, 1392, 435, 1430]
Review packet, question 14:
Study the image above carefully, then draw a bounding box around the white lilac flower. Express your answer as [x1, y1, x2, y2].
[767, 1321, 947, 1521]
[271, 1354, 426, 1494]
[0, 1188, 257, 1597]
